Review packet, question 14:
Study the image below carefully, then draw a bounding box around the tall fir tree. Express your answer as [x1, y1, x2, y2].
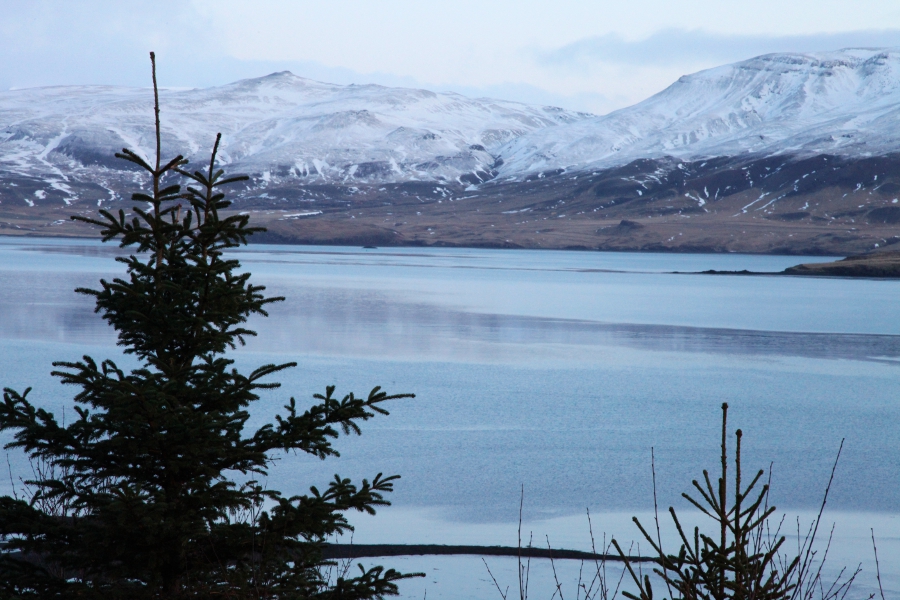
[0, 52, 417, 599]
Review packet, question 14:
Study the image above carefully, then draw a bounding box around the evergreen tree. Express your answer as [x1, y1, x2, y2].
[612, 403, 852, 600]
[0, 52, 417, 599]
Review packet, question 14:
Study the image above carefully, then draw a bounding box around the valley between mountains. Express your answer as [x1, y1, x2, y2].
[4, 48, 900, 255]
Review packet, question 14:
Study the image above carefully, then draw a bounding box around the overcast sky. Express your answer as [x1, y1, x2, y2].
[3, 0, 900, 114]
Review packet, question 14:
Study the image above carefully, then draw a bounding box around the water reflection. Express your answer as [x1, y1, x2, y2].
[0, 271, 114, 345]
[252, 285, 900, 362]
[4, 272, 897, 364]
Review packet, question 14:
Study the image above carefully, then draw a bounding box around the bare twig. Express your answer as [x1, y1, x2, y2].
[650, 447, 673, 600]
[5, 453, 18, 502]
[519, 485, 525, 600]
[482, 558, 509, 600]
[792, 439, 844, 600]
[871, 529, 885, 600]
[525, 532, 533, 600]
[548, 535, 565, 600]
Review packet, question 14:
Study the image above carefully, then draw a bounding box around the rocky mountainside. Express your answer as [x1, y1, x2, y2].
[3, 49, 900, 255]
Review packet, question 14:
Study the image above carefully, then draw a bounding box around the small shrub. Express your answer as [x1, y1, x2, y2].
[613, 403, 857, 600]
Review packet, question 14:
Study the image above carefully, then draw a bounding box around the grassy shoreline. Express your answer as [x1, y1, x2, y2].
[691, 250, 900, 278]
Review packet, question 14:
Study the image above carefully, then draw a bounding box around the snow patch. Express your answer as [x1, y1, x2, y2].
[278, 211, 322, 219]
[685, 192, 706, 207]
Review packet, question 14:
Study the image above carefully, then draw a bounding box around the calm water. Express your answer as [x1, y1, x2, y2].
[0, 238, 897, 597]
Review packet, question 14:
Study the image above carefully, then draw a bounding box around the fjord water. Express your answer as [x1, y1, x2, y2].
[0, 238, 898, 597]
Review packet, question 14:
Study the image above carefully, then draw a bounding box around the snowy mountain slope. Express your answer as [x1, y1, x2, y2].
[7, 49, 900, 199]
[0, 72, 591, 195]
[8, 54, 900, 255]
[497, 48, 900, 177]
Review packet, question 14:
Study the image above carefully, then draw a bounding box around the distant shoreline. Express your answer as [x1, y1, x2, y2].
[322, 543, 656, 562]
[0, 228, 839, 258]
[686, 252, 900, 279]
[8, 229, 897, 279]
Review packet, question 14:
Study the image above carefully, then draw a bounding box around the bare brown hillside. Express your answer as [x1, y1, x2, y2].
[3, 153, 900, 256]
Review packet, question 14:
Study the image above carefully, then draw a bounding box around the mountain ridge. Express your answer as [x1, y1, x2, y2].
[4, 48, 900, 255]
[0, 70, 592, 190]
[499, 48, 900, 177]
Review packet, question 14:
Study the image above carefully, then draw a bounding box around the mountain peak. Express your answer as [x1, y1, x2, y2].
[226, 70, 336, 92]
[497, 47, 900, 177]
[0, 67, 590, 187]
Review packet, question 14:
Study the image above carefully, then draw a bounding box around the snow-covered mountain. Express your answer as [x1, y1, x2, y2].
[500, 48, 900, 177]
[5, 48, 900, 207]
[0, 72, 590, 196]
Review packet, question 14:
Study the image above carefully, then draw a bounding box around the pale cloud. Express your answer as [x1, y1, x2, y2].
[0, 1, 216, 89]
[540, 29, 900, 69]
[3, 0, 900, 115]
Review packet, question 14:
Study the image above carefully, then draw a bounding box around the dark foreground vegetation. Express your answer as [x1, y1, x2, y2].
[0, 54, 419, 599]
[614, 404, 855, 600]
[479, 404, 871, 600]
